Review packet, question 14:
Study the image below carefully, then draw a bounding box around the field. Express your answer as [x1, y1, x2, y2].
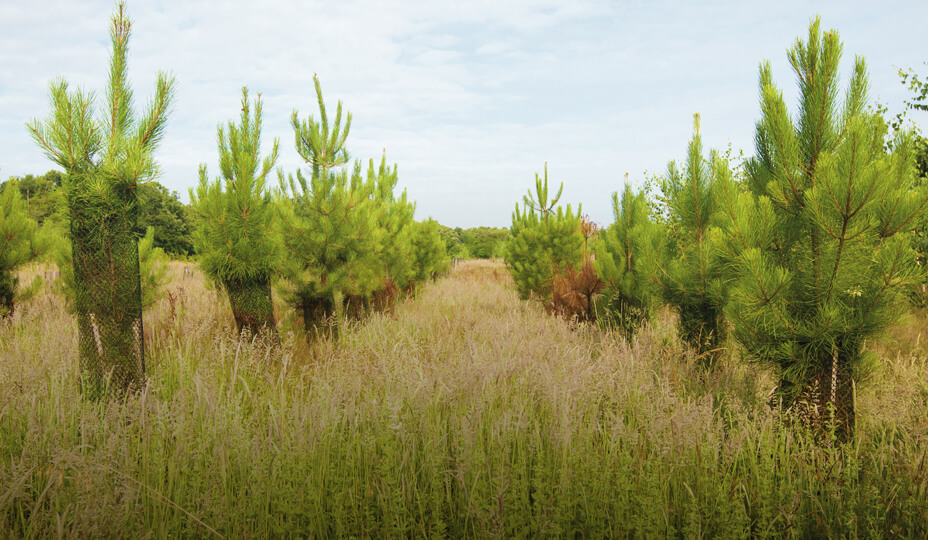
[1, 260, 927, 538]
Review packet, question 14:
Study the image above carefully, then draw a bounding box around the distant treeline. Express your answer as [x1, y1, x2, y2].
[437, 225, 509, 259]
[2, 170, 195, 257]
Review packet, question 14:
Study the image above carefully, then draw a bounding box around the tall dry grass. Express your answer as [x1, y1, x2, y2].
[1, 259, 926, 537]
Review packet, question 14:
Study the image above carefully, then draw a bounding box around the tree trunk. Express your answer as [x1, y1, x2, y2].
[678, 303, 726, 367]
[777, 351, 856, 443]
[599, 293, 647, 342]
[71, 209, 146, 399]
[370, 279, 398, 314]
[0, 272, 15, 318]
[812, 352, 856, 443]
[300, 294, 336, 342]
[342, 293, 368, 320]
[225, 276, 279, 344]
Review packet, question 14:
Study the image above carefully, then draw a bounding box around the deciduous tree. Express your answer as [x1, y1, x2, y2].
[135, 182, 194, 256]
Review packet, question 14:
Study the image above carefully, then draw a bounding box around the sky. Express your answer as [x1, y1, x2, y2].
[1, 0, 926, 228]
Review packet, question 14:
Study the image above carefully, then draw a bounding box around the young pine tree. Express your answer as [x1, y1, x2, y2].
[277, 76, 378, 337]
[718, 19, 928, 440]
[594, 181, 662, 341]
[654, 115, 731, 362]
[190, 87, 281, 341]
[0, 181, 47, 316]
[27, 3, 174, 397]
[368, 154, 416, 311]
[409, 218, 450, 286]
[505, 163, 584, 305]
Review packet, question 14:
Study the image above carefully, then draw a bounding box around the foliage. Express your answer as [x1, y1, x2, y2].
[409, 218, 450, 285]
[26, 2, 175, 398]
[367, 155, 416, 311]
[437, 225, 508, 259]
[278, 75, 378, 337]
[505, 163, 584, 304]
[459, 227, 509, 259]
[437, 224, 464, 257]
[138, 226, 169, 310]
[0, 181, 48, 316]
[135, 182, 195, 256]
[899, 64, 928, 115]
[2, 174, 195, 258]
[594, 182, 662, 341]
[550, 216, 602, 321]
[893, 64, 928, 305]
[717, 19, 928, 441]
[653, 115, 731, 362]
[3, 170, 66, 230]
[190, 87, 280, 341]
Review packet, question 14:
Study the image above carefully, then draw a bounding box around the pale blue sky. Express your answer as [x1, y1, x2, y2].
[1, 0, 926, 227]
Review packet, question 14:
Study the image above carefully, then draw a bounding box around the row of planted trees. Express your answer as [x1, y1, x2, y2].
[192, 81, 447, 345]
[506, 19, 928, 441]
[12, 3, 447, 399]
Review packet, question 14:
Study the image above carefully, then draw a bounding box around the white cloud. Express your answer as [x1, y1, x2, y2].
[2, 0, 927, 228]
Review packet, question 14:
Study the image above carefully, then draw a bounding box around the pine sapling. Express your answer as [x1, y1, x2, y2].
[0, 181, 47, 317]
[654, 115, 731, 363]
[191, 87, 281, 342]
[367, 154, 416, 312]
[718, 19, 928, 441]
[594, 180, 662, 341]
[505, 163, 584, 306]
[27, 2, 175, 397]
[278, 75, 378, 339]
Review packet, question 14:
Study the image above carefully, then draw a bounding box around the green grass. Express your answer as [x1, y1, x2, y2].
[1, 260, 927, 538]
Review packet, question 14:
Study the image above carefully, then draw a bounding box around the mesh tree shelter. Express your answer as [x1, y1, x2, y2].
[27, 3, 175, 399]
[717, 19, 928, 441]
[190, 87, 281, 342]
[54, 225, 169, 313]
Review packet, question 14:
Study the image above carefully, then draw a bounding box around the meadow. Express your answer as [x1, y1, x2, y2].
[1, 259, 927, 538]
